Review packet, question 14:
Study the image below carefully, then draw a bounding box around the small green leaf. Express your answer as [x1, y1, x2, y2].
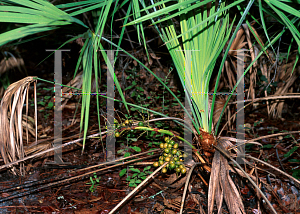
[130, 168, 140, 173]
[124, 152, 131, 157]
[135, 179, 142, 184]
[136, 86, 144, 92]
[131, 91, 136, 97]
[150, 131, 156, 137]
[132, 173, 138, 178]
[138, 172, 146, 177]
[260, 75, 268, 82]
[125, 85, 134, 90]
[143, 166, 151, 171]
[117, 149, 124, 154]
[284, 146, 299, 158]
[292, 169, 300, 179]
[119, 168, 127, 177]
[288, 159, 300, 163]
[131, 146, 141, 152]
[263, 144, 273, 149]
[38, 101, 45, 106]
[129, 182, 136, 187]
[47, 102, 53, 108]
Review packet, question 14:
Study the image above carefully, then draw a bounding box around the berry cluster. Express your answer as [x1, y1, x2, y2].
[153, 137, 187, 174]
[114, 120, 141, 137]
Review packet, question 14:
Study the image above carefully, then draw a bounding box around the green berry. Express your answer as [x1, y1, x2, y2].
[164, 137, 170, 143]
[158, 160, 164, 166]
[173, 143, 179, 149]
[153, 162, 159, 167]
[165, 157, 171, 162]
[181, 168, 187, 174]
[175, 167, 181, 173]
[175, 161, 181, 166]
[138, 122, 144, 126]
[169, 140, 175, 146]
[171, 149, 177, 155]
[162, 168, 167, 173]
[164, 148, 170, 154]
[169, 163, 176, 169]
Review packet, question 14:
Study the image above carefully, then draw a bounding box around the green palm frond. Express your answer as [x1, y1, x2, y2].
[130, 1, 232, 133]
[0, 0, 87, 46]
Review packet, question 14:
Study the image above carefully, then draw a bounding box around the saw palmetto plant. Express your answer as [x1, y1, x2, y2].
[1, 0, 300, 213]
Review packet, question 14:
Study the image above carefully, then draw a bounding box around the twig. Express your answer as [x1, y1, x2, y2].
[214, 145, 277, 214]
[180, 163, 202, 214]
[0, 149, 160, 194]
[245, 155, 300, 186]
[218, 94, 300, 137]
[275, 148, 286, 172]
[0, 155, 157, 203]
[228, 130, 300, 151]
[109, 162, 168, 214]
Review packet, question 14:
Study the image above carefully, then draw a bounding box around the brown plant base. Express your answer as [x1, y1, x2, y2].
[198, 128, 217, 157]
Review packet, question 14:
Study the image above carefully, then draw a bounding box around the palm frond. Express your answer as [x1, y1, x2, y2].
[0, 76, 37, 175]
[0, 0, 87, 46]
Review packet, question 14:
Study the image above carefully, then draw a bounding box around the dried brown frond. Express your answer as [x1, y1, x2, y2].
[210, 96, 228, 129]
[0, 51, 27, 98]
[207, 139, 245, 214]
[228, 28, 247, 57]
[0, 76, 37, 175]
[269, 55, 300, 118]
[0, 52, 26, 76]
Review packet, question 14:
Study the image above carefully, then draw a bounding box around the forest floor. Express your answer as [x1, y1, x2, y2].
[0, 33, 300, 214]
